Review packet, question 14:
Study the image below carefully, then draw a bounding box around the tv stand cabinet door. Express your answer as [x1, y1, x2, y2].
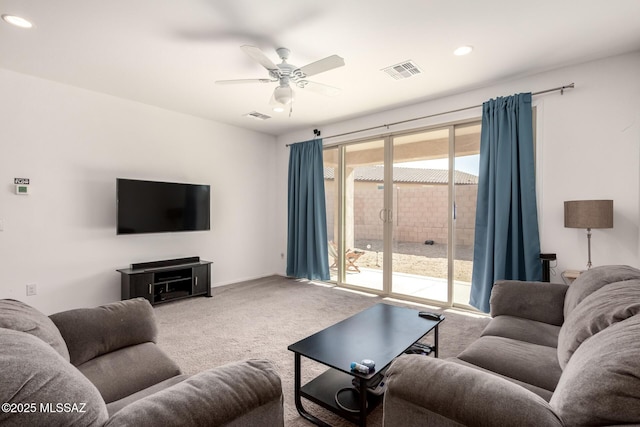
[129, 273, 154, 303]
[192, 265, 211, 297]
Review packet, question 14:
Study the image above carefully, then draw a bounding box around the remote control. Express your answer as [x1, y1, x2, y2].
[418, 311, 443, 321]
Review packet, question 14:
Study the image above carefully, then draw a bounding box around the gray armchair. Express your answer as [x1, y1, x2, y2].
[0, 297, 284, 426]
[383, 265, 640, 426]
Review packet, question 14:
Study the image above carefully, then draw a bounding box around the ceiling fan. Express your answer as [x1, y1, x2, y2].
[216, 45, 345, 115]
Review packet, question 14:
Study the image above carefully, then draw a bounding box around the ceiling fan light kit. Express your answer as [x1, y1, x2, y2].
[273, 81, 293, 105]
[216, 45, 344, 116]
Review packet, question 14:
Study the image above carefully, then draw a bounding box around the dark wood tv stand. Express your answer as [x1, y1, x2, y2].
[117, 257, 212, 306]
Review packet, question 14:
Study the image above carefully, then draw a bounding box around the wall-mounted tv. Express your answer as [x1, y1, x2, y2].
[117, 178, 210, 235]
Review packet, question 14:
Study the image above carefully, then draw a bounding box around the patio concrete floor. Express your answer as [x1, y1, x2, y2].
[330, 267, 472, 306]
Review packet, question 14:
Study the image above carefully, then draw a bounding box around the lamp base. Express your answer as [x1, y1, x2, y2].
[586, 228, 592, 269]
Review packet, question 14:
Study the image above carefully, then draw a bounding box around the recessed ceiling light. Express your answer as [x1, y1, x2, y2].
[2, 14, 34, 28]
[273, 106, 285, 113]
[454, 46, 473, 56]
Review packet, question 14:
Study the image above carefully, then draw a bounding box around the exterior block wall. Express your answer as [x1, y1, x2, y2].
[325, 180, 478, 246]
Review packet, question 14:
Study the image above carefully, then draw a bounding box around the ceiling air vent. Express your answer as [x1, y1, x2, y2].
[243, 111, 271, 120]
[381, 60, 422, 80]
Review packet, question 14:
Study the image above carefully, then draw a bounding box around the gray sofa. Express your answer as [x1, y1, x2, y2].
[383, 265, 640, 426]
[0, 297, 284, 426]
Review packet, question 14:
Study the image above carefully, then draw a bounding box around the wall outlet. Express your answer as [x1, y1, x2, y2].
[26, 284, 37, 296]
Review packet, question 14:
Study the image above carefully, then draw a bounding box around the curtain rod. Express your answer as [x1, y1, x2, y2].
[286, 83, 575, 146]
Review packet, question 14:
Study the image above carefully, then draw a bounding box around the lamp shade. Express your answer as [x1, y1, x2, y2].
[564, 200, 613, 229]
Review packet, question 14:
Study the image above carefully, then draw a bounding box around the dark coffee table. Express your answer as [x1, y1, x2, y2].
[288, 303, 443, 426]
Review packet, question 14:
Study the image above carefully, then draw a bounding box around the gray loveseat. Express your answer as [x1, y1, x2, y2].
[383, 265, 640, 426]
[0, 297, 284, 426]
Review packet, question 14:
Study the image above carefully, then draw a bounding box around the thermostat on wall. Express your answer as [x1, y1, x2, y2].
[15, 184, 29, 195]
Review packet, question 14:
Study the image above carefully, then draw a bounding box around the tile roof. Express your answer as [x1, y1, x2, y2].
[324, 166, 478, 184]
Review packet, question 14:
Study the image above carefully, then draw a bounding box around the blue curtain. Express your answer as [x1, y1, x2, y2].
[286, 139, 330, 280]
[469, 93, 542, 313]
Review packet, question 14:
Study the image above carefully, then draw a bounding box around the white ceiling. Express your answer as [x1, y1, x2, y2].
[1, 1, 640, 136]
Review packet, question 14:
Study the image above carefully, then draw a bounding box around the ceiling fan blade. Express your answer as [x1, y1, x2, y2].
[300, 80, 341, 97]
[215, 78, 275, 85]
[241, 45, 279, 71]
[298, 55, 345, 77]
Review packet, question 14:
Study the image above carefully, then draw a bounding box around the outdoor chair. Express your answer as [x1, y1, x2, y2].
[328, 242, 365, 273]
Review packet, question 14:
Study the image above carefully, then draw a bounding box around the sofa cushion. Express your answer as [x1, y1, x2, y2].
[0, 299, 70, 361]
[563, 265, 640, 318]
[558, 279, 640, 369]
[105, 359, 283, 427]
[550, 314, 640, 425]
[448, 358, 554, 402]
[0, 327, 108, 427]
[78, 342, 182, 403]
[481, 315, 560, 348]
[106, 374, 190, 416]
[50, 297, 158, 366]
[384, 355, 563, 427]
[457, 336, 562, 392]
[489, 280, 568, 326]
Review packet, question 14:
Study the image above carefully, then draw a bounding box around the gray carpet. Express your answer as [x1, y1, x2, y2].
[153, 275, 490, 426]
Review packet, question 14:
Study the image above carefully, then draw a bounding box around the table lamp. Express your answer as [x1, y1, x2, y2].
[564, 200, 613, 269]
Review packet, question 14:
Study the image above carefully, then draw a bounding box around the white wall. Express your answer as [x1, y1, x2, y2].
[0, 69, 278, 314]
[276, 52, 640, 282]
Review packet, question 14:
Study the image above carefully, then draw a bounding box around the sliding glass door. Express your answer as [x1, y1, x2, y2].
[324, 146, 340, 282]
[390, 128, 451, 303]
[452, 123, 481, 306]
[343, 140, 387, 291]
[324, 120, 480, 308]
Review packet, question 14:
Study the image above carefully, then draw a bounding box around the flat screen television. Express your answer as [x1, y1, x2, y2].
[117, 178, 210, 235]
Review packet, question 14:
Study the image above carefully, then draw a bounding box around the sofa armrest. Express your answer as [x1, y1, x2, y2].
[384, 355, 563, 427]
[490, 280, 568, 325]
[104, 359, 283, 427]
[50, 298, 157, 366]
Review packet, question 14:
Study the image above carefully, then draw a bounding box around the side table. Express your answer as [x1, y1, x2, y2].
[561, 270, 582, 285]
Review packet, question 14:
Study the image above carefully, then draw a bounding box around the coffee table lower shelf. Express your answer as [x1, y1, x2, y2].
[298, 368, 382, 426]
